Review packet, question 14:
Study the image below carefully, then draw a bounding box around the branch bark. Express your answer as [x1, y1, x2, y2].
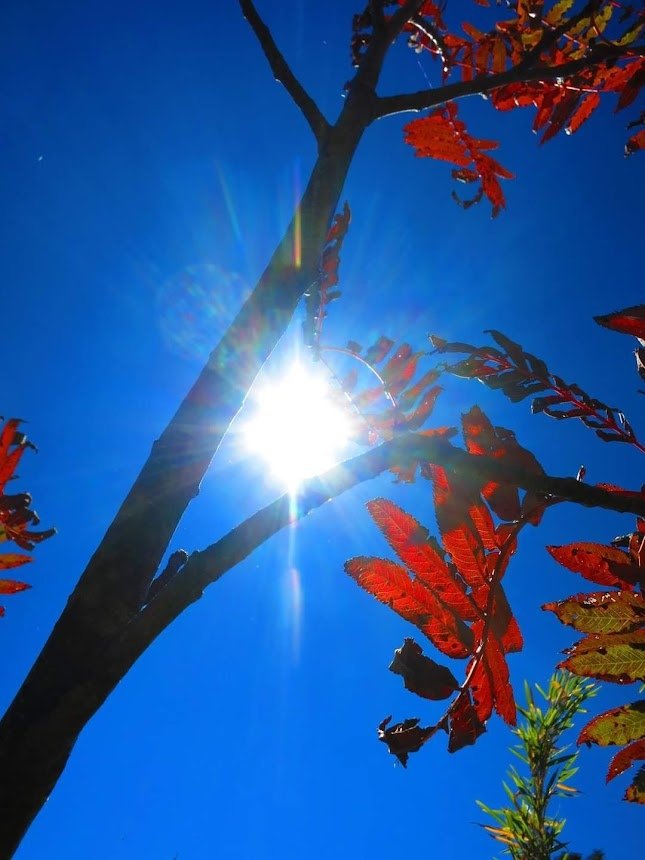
[239, 0, 330, 144]
[0, 5, 405, 854]
[1, 3, 640, 856]
[373, 44, 645, 119]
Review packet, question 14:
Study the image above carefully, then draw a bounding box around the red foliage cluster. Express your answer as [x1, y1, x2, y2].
[544, 519, 645, 802]
[404, 103, 514, 216]
[430, 327, 645, 452]
[323, 335, 443, 449]
[345, 406, 549, 763]
[0, 418, 54, 616]
[352, 1, 644, 213]
[305, 202, 351, 352]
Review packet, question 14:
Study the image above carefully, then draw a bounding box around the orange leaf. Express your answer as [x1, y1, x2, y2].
[0, 554, 33, 571]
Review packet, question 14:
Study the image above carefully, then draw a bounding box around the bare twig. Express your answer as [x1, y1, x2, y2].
[239, 0, 330, 143]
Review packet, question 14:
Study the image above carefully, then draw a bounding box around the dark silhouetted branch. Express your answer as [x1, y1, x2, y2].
[373, 45, 645, 119]
[131, 433, 645, 657]
[239, 0, 330, 143]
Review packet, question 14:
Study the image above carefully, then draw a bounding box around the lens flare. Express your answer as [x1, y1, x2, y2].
[157, 263, 248, 363]
[243, 362, 350, 489]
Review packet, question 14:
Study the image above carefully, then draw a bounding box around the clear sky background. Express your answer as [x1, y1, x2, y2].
[1, 1, 644, 858]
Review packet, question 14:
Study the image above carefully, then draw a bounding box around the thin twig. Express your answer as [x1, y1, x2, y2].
[238, 0, 330, 143]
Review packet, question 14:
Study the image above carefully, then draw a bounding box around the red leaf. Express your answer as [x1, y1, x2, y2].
[0, 578, 31, 593]
[404, 110, 471, 166]
[461, 406, 521, 521]
[366, 498, 476, 620]
[489, 583, 524, 654]
[616, 59, 645, 112]
[402, 386, 443, 431]
[345, 556, 474, 657]
[363, 335, 395, 366]
[0, 554, 33, 571]
[594, 305, 645, 339]
[548, 543, 640, 589]
[468, 621, 516, 725]
[626, 129, 645, 157]
[607, 739, 645, 783]
[566, 91, 600, 134]
[448, 690, 486, 752]
[429, 465, 496, 586]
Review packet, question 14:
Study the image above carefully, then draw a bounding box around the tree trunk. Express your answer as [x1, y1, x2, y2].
[0, 114, 367, 858]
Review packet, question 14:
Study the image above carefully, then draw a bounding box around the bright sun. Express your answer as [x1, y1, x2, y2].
[243, 362, 351, 489]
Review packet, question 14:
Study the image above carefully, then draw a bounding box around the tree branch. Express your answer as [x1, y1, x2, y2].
[369, 0, 386, 34]
[239, 0, 330, 143]
[386, 0, 425, 41]
[131, 432, 645, 658]
[373, 45, 645, 119]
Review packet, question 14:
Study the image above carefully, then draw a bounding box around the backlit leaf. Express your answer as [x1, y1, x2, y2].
[626, 128, 645, 157]
[543, 591, 645, 634]
[449, 690, 486, 752]
[0, 578, 31, 593]
[469, 622, 516, 724]
[594, 305, 645, 339]
[366, 498, 476, 619]
[559, 630, 645, 683]
[578, 700, 645, 747]
[607, 738, 645, 782]
[0, 554, 32, 571]
[345, 556, 474, 657]
[547, 543, 640, 589]
[625, 766, 645, 803]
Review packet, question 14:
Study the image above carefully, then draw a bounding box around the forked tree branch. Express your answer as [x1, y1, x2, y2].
[372, 44, 645, 119]
[239, 0, 330, 143]
[133, 432, 645, 655]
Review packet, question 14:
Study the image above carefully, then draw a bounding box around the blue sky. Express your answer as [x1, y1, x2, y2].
[2, 1, 644, 858]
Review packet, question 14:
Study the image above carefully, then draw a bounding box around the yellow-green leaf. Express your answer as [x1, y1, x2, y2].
[543, 591, 645, 634]
[559, 631, 645, 683]
[625, 765, 645, 803]
[578, 700, 645, 746]
[545, 0, 575, 27]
